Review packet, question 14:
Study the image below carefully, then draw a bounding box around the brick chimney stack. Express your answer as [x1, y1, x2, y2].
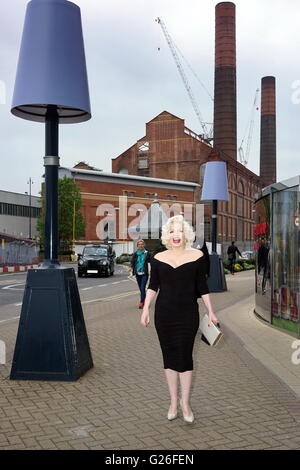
[260, 76, 277, 186]
[213, 2, 237, 160]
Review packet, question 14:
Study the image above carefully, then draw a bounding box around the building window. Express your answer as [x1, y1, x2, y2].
[204, 215, 210, 241]
[0, 202, 40, 218]
[137, 141, 149, 152]
[123, 190, 136, 197]
[237, 196, 243, 217]
[223, 216, 227, 239]
[138, 156, 148, 169]
[145, 192, 157, 199]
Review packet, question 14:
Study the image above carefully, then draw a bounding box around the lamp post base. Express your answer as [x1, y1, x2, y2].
[207, 253, 227, 293]
[10, 267, 93, 381]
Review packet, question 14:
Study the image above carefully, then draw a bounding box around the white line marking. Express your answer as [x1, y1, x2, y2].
[82, 291, 139, 305]
[0, 316, 20, 324]
[2, 283, 25, 290]
[0, 290, 139, 323]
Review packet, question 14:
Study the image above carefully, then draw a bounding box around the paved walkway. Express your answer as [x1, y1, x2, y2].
[0, 269, 300, 450]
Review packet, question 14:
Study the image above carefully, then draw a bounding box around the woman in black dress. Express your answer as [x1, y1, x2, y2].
[140, 215, 218, 423]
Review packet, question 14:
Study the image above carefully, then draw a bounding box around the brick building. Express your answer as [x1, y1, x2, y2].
[112, 110, 265, 251]
[58, 166, 200, 256]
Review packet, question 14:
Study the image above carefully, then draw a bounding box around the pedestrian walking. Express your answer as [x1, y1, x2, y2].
[130, 240, 151, 309]
[227, 241, 242, 275]
[258, 238, 270, 294]
[140, 215, 218, 424]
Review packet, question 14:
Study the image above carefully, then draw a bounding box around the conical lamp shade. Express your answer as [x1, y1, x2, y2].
[11, 0, 91, 123]
[201, 161, 229, 201]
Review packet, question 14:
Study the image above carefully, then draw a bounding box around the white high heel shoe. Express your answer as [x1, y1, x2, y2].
[167, 411, 178, 421]
[180, 399, 194, 424]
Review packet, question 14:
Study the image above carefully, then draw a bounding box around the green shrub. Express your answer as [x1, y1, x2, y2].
[224, 268, 230, 275]
[237, 258, 247, 267]
[234, 263, 243, 272]
[246, 264, 255, 269]
[247, 258, 256, 265]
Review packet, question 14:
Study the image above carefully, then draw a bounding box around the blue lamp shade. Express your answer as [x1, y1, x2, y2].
[11, 0, 91, 123]
[201, 161, 229, 201]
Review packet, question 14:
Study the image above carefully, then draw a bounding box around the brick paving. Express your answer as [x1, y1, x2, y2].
[1, 272, 300, 450]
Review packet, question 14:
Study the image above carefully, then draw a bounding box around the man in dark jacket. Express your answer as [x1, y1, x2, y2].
[130, 239, 151, 309]
[257, 238, 270, 294]
[227, 241, 242, 275]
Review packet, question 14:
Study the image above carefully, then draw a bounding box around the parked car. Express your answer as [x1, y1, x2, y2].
[78, 244, 115, 277]
[241, 251, 254, 259]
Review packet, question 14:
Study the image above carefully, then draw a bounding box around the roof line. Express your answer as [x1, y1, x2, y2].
[60, 167, 200, 187]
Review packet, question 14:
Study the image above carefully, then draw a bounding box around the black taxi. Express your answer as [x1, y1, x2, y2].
[78, 244, 115, 277]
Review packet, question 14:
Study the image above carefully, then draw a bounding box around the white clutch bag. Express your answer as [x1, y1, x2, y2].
[200, 314, 223, 346]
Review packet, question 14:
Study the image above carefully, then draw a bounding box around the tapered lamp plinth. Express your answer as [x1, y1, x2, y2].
[10, 268, 93, 381]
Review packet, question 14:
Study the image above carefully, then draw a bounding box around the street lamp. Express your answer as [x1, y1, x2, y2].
[201, 160, 229, 292]
[10, 0, 93, 381]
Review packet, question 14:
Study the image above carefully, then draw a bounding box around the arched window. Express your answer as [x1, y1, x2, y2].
[228, 173, 236, 191]
[237, 179, 245, 217]
[238, 179, 245, 195]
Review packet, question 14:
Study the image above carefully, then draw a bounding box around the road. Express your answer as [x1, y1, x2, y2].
[0, 263, 139, 324]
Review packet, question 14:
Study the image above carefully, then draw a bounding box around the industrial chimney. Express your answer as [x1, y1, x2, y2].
[213, 2, 237, 160]
[260, 76, 277, 186]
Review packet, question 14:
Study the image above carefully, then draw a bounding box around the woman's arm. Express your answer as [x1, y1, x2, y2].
[201, 293, 218, 326]
[195, 260, 218, 327]
[140, 289, 157, 327]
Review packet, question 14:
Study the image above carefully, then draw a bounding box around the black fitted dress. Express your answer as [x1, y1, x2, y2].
[147, 254, 209, 373]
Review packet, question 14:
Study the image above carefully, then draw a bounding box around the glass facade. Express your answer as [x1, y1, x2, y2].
[254, 177, 300, 337]
[272, 187, 299, 335]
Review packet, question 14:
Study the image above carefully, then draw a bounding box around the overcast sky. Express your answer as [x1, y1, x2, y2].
[0, 0, 299, 197]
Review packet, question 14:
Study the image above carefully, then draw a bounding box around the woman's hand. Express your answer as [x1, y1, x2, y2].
[140, 307, 150, 327]
[208, 310, 219, 327]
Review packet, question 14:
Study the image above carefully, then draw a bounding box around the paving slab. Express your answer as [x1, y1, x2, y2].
[0, 270, 300, 450]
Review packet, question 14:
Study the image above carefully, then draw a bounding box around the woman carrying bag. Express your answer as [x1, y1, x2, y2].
[140, 215, 218, 423]
[130, 240, 151, 309]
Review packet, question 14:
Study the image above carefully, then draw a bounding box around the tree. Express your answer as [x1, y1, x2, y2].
[37, 176, 85, 252]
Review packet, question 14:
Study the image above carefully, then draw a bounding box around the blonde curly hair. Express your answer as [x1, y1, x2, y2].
[161, 215, 195, 249]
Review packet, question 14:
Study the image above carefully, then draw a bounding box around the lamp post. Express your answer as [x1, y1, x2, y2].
[10, 0, 93, 381]
[201, 160, 229, 292]
[27, 177, 33, 239]
[72, 199, 76, 250]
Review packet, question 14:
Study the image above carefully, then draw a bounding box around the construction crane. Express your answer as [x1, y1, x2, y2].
[156, 17, 212, 143]
[238, 88, 260, 167]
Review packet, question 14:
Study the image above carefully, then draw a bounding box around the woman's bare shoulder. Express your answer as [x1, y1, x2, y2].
[153, 251, 169, 261]
[187, 248, 202, 253]
[188, 248, 205, 259]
